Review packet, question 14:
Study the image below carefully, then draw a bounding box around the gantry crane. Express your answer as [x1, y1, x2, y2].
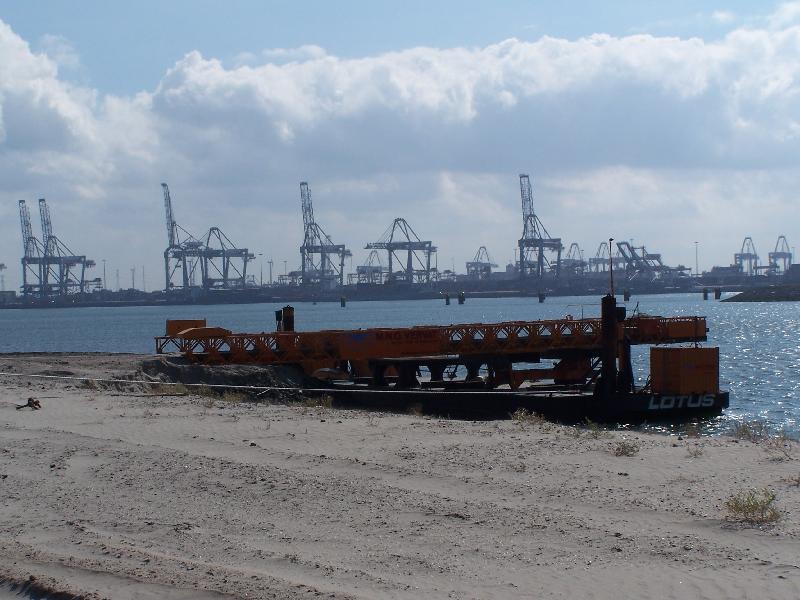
[162, 183, 253, 291]
[351, 250, 387, 285]
[299, 182, 351, 287]
[19, 200, 44, 298]
[561, 243, 586, 277]
[37, 198, 95, 296]
[517, 174, 562, 279]
[18, 199, 94, 299]
[163, 183, 204, 291]
[365, 218, 437, 284]
[768, 235, 792, 274]
[202, 227, 254, 289]
[466, 246, 497, 279]
[734, 237, 759, 276]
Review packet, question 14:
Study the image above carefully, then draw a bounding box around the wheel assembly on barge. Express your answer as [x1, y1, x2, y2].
[155, 294, 728, 422]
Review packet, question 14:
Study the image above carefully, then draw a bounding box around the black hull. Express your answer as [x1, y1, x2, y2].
[318, 386, 729, 423]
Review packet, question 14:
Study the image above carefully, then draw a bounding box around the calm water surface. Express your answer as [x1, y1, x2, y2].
[1, 293, 797, 433]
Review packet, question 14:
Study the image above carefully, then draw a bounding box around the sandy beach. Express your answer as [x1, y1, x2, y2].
[0, 353, 798, 599]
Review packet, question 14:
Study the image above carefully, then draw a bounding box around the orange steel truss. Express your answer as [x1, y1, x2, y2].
[155, 315, 707, 374]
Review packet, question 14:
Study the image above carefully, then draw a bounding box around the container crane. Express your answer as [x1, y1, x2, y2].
[352, 250, 387, 285]
[466, 246, 497, 279]
[365, 218, 437, 284]
[19, 200, 44, 298]
[768, 235, 792, 274]
[734, 237, 759, 276]
[162, 183, 205, 291]
[38, 198, 95, 297]
[517, 174, 562, 279]
[202, 227, 254, 289]
[299, 182, 351, 287]
[561, 243, 586, 277]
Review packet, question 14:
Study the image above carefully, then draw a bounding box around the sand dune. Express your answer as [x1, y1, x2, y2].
[0, 354, 798, 599]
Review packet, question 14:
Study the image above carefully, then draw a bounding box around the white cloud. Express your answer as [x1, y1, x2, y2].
[768, 1, 800, 28]
[3, 5, 800, 291]
[37, 33, 80, 70]
[712, 10, 736, 24]
[232, 46, 327, 68]
[261, 45, 327, 63]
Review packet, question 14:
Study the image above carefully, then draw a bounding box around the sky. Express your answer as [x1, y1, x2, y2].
[1, 1, 800, 291]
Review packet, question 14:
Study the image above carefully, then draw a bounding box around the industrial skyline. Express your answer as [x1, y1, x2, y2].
[12, 175, 794, 300]
[2, 3, 800, 292]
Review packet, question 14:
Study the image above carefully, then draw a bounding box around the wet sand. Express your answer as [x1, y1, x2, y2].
[0, 354, 799, 599]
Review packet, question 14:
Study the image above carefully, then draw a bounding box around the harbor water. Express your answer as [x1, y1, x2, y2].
[1, 293, 798, 434]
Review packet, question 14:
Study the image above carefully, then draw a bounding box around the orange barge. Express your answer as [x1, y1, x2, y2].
[155, 295, 728, 421]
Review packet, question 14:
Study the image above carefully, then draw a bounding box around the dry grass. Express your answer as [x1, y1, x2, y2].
[730, 420, 795, 460]
[567, 426, 583, 438]
[221, 390, 249, 403]
[611, 440, 640, 457]
[686, 444, 704, 458]
[80, 379, 100, 390]
[511, 408, 541, 423]
[148, 382, 189, 396]
[725, 488, 781, 524]
[763, 431, 795, 461]
[194, 385, 215, 398]
[300, 394, 333, 408]
[585, 419, 610, 439]
[731, 419, 772, 442]
[511, 408, 553, 431]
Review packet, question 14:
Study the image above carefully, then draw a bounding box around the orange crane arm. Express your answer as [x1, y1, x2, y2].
[155, 315, 706, 374]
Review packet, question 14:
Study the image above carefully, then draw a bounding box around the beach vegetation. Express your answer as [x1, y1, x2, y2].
[611, 440, 640, 457]
[731, 419, 771, 442]
[511, 408, 552, 431]
[567, 426, 583, 438]
[80, 378, 99, 390]
[300, 394, 333, 408]
[194, 385, 215, 398]
[221, 390, 249, 403]
[149, 382, 188, 396]
[730, 420, 795, 459]
[686, 444, 704, 458]
[725, 488, 781, 524]
[585, 418, 609, 439]
[763, 430, 794, 460]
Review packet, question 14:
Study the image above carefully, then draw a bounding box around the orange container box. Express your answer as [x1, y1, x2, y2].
[650, 347, 719, 394]
[165, 319, 207, 336]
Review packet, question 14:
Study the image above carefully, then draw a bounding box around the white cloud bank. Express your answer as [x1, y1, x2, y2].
[3, 4, 800, 290]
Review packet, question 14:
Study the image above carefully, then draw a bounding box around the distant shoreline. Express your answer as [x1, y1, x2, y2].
[0, 283, 713, 310]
